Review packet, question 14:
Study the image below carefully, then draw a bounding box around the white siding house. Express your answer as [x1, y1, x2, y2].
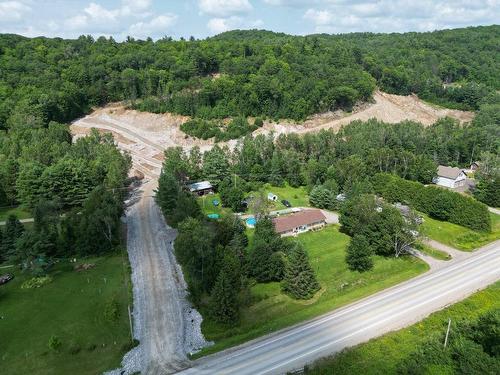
[433, 165, 467, 189]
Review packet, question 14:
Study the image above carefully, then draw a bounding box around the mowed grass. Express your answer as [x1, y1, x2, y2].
[421, 212, 500, 251]
[307, 281, 500, 374]
[415, 242, 451, 261]
[0, 206, 32, 222]
[197, 225, 428, 357]
[250, 183, 310, 210]
[197, 193, 231, 217]
[0, 253, 133, 375]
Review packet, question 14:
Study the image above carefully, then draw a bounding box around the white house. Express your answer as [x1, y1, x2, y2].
[433, 165, 467, 189]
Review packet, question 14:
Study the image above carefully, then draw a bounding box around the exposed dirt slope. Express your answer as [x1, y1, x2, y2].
[256, 90, 474, 136]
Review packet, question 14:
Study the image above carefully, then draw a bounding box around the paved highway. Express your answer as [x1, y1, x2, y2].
[179, 240, 500, 375]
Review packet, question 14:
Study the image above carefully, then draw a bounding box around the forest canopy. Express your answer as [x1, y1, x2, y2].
[0, 25, 499, 127]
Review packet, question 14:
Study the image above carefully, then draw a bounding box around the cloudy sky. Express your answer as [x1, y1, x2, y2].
[0, 0, 498, 40]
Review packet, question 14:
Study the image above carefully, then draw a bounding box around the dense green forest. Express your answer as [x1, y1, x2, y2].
[0, 25, 498, 131]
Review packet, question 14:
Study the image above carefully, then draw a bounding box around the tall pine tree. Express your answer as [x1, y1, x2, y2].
[210, 252, 241, 324]
[1, 214, 24, 259]
[282, 242, 320, 299]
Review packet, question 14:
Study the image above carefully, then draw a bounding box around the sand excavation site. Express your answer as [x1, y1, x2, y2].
[71, 90, 474, 177]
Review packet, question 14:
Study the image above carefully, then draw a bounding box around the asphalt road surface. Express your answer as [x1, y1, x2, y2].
[179, 240, 500, 375]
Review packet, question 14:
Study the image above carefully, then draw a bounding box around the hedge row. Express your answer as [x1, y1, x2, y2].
[372, 173, 491, 232]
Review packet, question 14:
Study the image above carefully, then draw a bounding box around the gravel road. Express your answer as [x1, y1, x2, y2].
[107, 180, 210, 375]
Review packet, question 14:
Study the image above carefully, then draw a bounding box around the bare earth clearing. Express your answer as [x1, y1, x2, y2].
[70, 92, 474, 374]
[71, 90, 474, 178]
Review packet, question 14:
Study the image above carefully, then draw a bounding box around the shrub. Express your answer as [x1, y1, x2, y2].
[373, 173, 491, 232]
[103, 298, 121, 322]
[21, 276, 53, 289]
[254, 117, 264, 127]
[48, 335, 62, 351]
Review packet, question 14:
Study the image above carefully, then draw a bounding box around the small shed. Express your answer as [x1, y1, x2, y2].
[188, 181, 214, 196]
[470, 161, 481, 171]
[267, 192, 278, 202]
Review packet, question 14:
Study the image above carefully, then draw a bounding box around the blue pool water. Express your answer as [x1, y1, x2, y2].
[246, 217, 257, 226]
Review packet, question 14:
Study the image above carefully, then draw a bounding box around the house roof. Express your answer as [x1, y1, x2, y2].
[272, 209, 326, 234]
[188, 181, 212, 192]
[437, 165, 466, 180]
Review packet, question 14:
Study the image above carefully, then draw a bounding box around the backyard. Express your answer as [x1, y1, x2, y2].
[0, 253, 133, 375]
[197, 225, 428, 356]
[421, 212, 500, 251]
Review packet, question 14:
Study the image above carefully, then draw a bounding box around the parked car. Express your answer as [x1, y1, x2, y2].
[281, 199, 292, 208]
[0, 274, 14, 285]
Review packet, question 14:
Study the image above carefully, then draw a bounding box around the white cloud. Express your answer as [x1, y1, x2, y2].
[207, 15, 263, 34]
[128, 13, 178, 39]
[207, 16, 241, 33]
[199, 0, 252, 17]
[0, 1, 31, 22]
[302, 1, 500, 33]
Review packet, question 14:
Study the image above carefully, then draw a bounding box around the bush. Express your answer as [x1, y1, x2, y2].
[254, 117, 264, 127]
[103, 298, 121, 322]
[21, 276, 53, 289]
[373, 173, 491, 232]
[48, 335, 62, 351]
[180, 119, 221, 140]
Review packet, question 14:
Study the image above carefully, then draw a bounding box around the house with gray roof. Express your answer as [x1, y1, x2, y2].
[433, 165, 467, 189]
[188, 181, 214, 196]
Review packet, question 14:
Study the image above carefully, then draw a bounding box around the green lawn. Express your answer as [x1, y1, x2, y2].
[421, 212, 500, 251]
[196, 225, 428, 357]
[250, 183, 310, 210]
[197, 193, 231, 217]
[0, 206, 32, 222]
[307, 281, 500, 374]
[0, 253, 133, 375]
[415, 242, 451, 261]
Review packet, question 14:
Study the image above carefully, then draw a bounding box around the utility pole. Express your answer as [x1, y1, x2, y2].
[444, 318, 451, 347]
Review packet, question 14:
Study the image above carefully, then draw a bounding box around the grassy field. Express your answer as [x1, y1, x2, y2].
[421, 212, 500, 251]
[197, 225, 428, 357]
[0, 253, 133, 375]
[415, 242, 451, 261]
[307, 281, 500, 374]
[0, 206, 32, 222]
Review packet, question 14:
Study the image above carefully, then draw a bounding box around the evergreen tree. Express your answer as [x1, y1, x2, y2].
[249, 217, 286, 282]
[1, 214, 24, 259]
[309, 184, 335, 209]
[346, 234, 374, 272]
[210, 267, 239, 324]
[282, 242, 320, 299]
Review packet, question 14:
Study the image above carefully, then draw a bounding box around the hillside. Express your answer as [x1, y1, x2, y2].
[0, 25, 498, 132]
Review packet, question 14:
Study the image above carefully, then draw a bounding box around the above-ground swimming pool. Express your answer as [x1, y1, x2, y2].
[245, 217, 257, 227]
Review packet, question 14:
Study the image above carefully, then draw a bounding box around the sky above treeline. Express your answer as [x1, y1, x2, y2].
[0, 0, 499, 40]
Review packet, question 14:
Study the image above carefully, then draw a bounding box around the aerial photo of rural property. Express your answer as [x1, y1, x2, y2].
[0, 1, 499, 374]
